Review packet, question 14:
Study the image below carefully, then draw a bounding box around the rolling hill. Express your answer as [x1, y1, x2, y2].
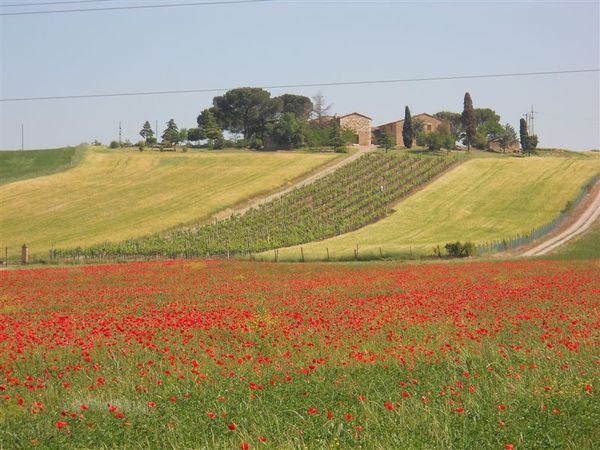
[0, 146, 341, 258]
[269, 157, 600, 261]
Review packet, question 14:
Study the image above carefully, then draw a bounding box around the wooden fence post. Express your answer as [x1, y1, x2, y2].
[21, 244, 29, 265]
[326, 247, 330, 261]
[300, 247, 304, 262]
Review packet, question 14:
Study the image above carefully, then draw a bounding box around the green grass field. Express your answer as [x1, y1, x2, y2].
[551, 222, 600, 259]
[270, 157, 600, 261]
[0, 147, 82, 185]
[0, 147, 341, 257]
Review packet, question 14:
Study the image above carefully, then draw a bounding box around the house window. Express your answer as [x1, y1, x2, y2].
[427, 124, 432, 132]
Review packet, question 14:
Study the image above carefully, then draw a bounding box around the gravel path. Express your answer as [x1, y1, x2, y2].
[522, 179, 600, 256]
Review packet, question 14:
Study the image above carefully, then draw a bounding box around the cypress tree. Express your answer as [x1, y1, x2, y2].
[519, 118, 529, 154]
[402, 106, 413, 148]
[461, 92, 476, 151]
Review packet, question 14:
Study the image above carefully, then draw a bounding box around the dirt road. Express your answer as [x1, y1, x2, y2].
[522, 180, 600, 256]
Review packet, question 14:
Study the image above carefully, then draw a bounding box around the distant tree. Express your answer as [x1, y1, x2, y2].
[474, 108, 500, 127]
[179, 128, 188, 144]
[197, 109, 224, 149]
[311, 91, 332, 127]
[330, 116, 346, 152]
[526, 134, 539, 153]
[162, 119, 180, 149]
[377, 128, 394, 153]
[146, 136, 157, 146]
[402, 106, 414, 148]
[496, 123, 518, 153]
[424, 123, 455, 152]
[461, 92, 477, 151]
[212, 87, 278, 146]
[434, 111, 462, 140]
[109, 140, 120, 149]
[275, 94, 313, 121]
[519, 118, 529, 153]
[269, 112, 307, 149]
[413, 118, 425, 136]
[187, 128, 202, 145]
[139, 121, 154, 144]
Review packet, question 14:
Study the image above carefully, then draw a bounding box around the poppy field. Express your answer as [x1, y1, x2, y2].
[0, 259, 598, 449]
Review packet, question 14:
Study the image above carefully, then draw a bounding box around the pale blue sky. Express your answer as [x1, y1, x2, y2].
[1, 0, 599, 150]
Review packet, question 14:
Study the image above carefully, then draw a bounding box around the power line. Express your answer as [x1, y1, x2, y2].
[0, 0, 114, 8]
[1, 69, 597, 103]
[0, 0, 276, 16]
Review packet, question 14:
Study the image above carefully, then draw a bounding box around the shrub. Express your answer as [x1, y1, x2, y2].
[109, 141, 120, 149]
[444, 241, 475, 258]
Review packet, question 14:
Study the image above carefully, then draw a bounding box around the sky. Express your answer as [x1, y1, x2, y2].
[1, 0, 599, 150]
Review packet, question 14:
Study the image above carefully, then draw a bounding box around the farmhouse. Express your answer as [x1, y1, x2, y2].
[339, 112, 372, 146]
[374, 113, 443, 147]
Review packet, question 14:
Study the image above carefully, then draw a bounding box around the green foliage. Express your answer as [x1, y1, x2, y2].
[402, 106, 413, 148]
[275, 94, 313, 120]
[434, 111, 463, 140]
[162, 119, 180, 148]
[197, 109, 224, 149]
[477, 120, 503, 149]
[330, 116, 346, 152]
[56, 154, 456, 259]
[461, 93, 477, 151]
[0, 147, 79, 185]
[139, 121, 154, 143]
[444, 241, 475, 257]
[424, 123, 455, 151]
[186, 128, 202, 144]
[109, 141, 120, 149]
[526, 135, 539, 152]
[496, 123, 518, 153]
[268, 112, 307, 149]
[474, 108, 500, 127]
[519, 118, 528, 152]
[212, 87, 278, 143]
[376, 129, 394, 153]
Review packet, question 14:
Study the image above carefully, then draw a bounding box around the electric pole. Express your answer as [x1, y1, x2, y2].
[529, 105, 537, 135]
[21, 124, 24, 150]
[118, 121, 122, 145]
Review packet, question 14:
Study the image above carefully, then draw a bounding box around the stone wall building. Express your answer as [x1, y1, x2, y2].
[374, 113, 443, 147]
[339, 113, 372, 146]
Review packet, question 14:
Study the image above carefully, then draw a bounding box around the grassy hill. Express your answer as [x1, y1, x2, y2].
[54, 152, 457, 259]
[0, 146, 341, 257]
[0, 146, 82, 185]
[270, 157, 600, 261]
[550, 222, 600, 259]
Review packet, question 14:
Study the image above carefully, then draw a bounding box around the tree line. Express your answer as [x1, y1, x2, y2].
[376, 92, 539, 154]
[131, 89, 354, 152]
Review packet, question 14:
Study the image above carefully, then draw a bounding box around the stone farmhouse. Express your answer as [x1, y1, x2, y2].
[374, 113, 443, 147]
[339, 113, 372, 146]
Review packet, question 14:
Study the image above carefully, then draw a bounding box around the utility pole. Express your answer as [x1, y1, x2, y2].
[155, 120, 159, 142]
[119, 120, 122, 145]
[21, 124, 24, 150]
[529, 105, 537, 135]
